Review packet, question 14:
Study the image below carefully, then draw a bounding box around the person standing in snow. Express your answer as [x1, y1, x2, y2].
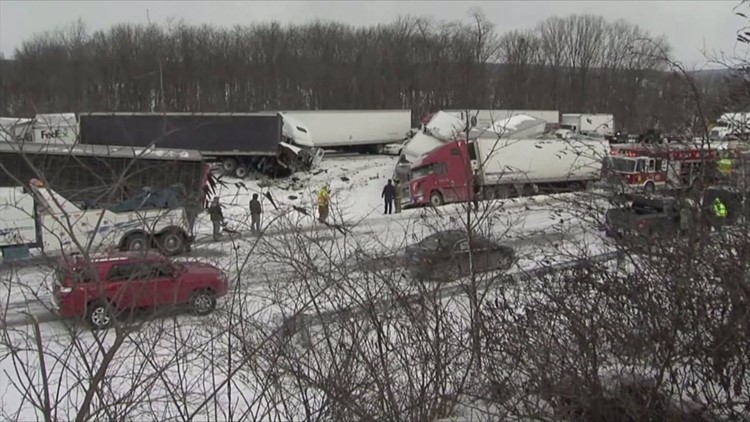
[382, 179, 396, 215]
[207, 197, 224, 241]
[317, 185, 330, 223]
[249, 193, 262, 233]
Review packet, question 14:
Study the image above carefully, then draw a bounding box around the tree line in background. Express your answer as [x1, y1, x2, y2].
[0, 9, 739, 133]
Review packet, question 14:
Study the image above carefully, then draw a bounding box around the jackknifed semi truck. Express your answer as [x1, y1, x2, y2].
[278, 110, 413, 154]
[77, 112, 321, 178]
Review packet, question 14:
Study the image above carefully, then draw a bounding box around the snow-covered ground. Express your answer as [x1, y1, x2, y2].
[0, 153, 618, 420]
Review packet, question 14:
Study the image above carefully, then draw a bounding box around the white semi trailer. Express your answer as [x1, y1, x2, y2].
[561, 113, 615, 137]
[444, 109, 560, 127]
[709, 112, 750, 140]
[471, 134, 609, 198]
[279, 110, 413, 154]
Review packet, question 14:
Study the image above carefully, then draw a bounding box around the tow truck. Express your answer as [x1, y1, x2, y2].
[1, 179, 193, 260]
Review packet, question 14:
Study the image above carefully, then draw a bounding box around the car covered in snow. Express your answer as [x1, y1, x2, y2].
[51, 251, 229, 329]
[404, 230, 515, 280]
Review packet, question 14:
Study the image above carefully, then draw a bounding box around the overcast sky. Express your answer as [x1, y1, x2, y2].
[0, 1, 744, 67]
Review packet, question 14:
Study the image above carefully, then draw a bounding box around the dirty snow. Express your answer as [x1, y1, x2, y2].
[0, 152, 615, 420]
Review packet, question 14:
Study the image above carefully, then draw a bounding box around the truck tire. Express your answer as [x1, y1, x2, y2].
[523, 184, 539, 197]
[190, 289, 217, 315]
[644, 181, 655, 195]
[158, 231, 185, 256]
[494, 185, 511, 200]
[123, 233, 149, 252]
[87, 301, 114, 330]
[222, 158, 238, 173]
[234, 165, 248, 179]
[430, 191, 444, 207]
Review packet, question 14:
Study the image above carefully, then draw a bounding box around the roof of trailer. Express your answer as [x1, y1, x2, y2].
[0, 141, 204, 162]
[82, 112, 279, 117]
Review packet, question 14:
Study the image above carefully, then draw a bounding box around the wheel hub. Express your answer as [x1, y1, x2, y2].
[194, 295, 210, 312]
[164, 235, 180, 251]
[91, 307, 110, 327]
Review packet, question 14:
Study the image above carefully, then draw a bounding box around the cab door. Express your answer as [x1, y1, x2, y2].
[148, 262, 179, 306]
[105, 263, 149, 309]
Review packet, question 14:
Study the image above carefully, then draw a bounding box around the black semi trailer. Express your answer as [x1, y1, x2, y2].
[78, 112, 318, 178]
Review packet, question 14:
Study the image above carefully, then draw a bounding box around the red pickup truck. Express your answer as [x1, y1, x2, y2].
[51, 251, 229, 329]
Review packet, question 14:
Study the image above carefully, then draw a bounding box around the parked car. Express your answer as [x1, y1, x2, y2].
[51, 251, 229, 329]
[404, 230, 515, 280]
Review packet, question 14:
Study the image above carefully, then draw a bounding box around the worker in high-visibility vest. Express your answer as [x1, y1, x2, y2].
[712, 196, 728, 232]
[718, 159, 732, 176]
[317, 185, 330, 222]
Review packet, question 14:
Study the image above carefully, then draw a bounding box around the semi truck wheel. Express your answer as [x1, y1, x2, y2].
[158, 231, 185, 256]
[234, 165, 248, 179]
[488, 186, 510, 200]
[222, 158, 238, 173]
[123, 233, 149, 252]
[430, 191, 444, 207]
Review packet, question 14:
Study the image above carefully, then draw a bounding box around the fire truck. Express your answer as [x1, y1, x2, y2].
[605, 141, 738, 194]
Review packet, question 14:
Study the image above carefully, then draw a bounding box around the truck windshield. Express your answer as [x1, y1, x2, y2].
[610, 157, 637, 173]
[411, 164, 434, 179]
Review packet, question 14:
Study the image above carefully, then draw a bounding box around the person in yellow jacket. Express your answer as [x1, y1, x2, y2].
[717, 159, 732, 176]
[317, 185, 330, 222]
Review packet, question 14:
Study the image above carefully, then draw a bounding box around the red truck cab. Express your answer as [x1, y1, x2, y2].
[51, 251, 229, 329]
[403, 140, 474, 207]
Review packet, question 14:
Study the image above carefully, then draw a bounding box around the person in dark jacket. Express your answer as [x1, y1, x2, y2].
[382, 179, 396, 215]
[249, 193, 262, 232]
[207, 197, 224, 241]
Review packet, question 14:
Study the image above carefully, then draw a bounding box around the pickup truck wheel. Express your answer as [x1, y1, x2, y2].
[124, 233, 149, 252]
[87, 301, 114, 329]
[429, 191, 444, 207]
[234, 165, 248, 179]
[190, 290, 217, 316]
[222, 158, 238, 173]
[158, 231, 185, 256]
